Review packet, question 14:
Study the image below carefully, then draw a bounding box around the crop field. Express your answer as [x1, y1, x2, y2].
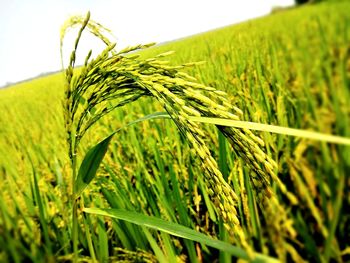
[0, 1, 349, 262]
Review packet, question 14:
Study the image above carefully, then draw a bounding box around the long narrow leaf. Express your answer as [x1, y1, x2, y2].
[31, 159, 52, 254]
[113, 111, 171, 135]
[74, 112, 171, 198]
[188, 116, 350, 145]
[74, 133, 114, 198]
[83, 207, 279, 263]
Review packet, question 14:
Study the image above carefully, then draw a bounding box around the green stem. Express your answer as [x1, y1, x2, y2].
[81, 198, 97, 262]
[73, 199, 78, 262]
[71, 153, 79, 263]
[323, 171, 345, 262]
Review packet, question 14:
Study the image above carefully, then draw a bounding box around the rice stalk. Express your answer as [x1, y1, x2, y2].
[61, 11, 296, 258]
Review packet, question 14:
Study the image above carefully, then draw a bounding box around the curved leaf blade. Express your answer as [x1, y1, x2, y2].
[188, 116, 350, 146]
[74, 133, 114, 198]
[74, 112, 171, 198]
[83, 207, 279, 263]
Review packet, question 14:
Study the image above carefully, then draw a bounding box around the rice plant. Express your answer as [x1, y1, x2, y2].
[1, 1, 349, 262]
[61, 11, 286, 261]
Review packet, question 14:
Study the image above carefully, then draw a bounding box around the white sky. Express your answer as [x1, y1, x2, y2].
[0, 0, 294, 87]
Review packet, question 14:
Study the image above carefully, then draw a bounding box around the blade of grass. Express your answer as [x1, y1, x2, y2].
[0, 195, 21, 263]
[142, 227, 167, 263]
[159, 232, 177, 262]
[30, 158, 52, 257]
[99, 175, 150, 249]
[81, 212, 97, 262]
[83, 207, 279, 262]
[74, 112, 170, 198]
[97, 218, 109, 262]
[169, 163, 199, 263]
[74, 133, 114, 198]
[324, 173, 345, 262]
[218, 132, 231, 263]
[188, 116, 350, 145]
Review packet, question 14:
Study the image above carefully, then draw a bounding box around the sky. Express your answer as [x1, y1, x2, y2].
[0, 0, 294, 87]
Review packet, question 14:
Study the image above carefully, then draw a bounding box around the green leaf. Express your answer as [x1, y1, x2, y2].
[74, 133, 114, 198]
[188, 116, 350, 146]
[74, 112, 171, 198]
[30, 159, 52, 253]
[83, 207, 278, 263]
[123, 112, 171, 127]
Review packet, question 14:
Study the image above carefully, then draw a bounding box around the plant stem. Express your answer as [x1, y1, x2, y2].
[71, 152, 79, 263]
[80, 197, 97, 262]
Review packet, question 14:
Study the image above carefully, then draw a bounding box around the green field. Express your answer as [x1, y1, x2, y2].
[0, 1, 350, 262]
